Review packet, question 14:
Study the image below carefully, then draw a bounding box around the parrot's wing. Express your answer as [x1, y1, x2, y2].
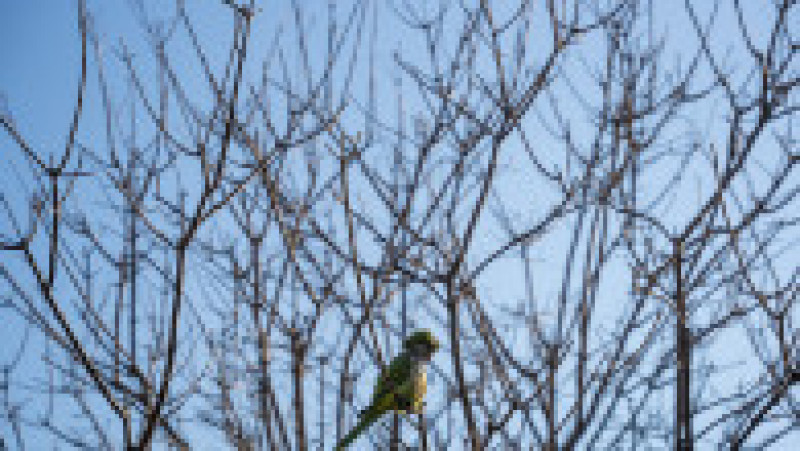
[371, 352, 412, 407]
[337, 356, 413, 450]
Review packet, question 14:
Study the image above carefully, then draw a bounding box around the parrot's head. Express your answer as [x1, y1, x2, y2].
[404, 330, 440, 361]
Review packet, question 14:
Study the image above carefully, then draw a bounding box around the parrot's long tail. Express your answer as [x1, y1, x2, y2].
[334, 403, 382, 450]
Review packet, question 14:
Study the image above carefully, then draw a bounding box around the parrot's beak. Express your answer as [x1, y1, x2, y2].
[426, 336, 440, 358]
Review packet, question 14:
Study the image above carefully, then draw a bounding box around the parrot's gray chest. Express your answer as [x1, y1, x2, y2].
[410, 361, 428, 412]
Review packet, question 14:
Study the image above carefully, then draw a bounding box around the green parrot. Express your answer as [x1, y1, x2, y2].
[335, 330, 440, 450]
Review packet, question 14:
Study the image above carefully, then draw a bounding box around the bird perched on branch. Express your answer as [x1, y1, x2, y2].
[335, 330, 440, 450]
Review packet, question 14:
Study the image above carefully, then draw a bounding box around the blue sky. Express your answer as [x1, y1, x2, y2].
[1, 0, 797, 449]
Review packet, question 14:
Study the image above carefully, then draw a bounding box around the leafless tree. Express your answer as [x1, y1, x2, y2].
[1, 0, 796, 449]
